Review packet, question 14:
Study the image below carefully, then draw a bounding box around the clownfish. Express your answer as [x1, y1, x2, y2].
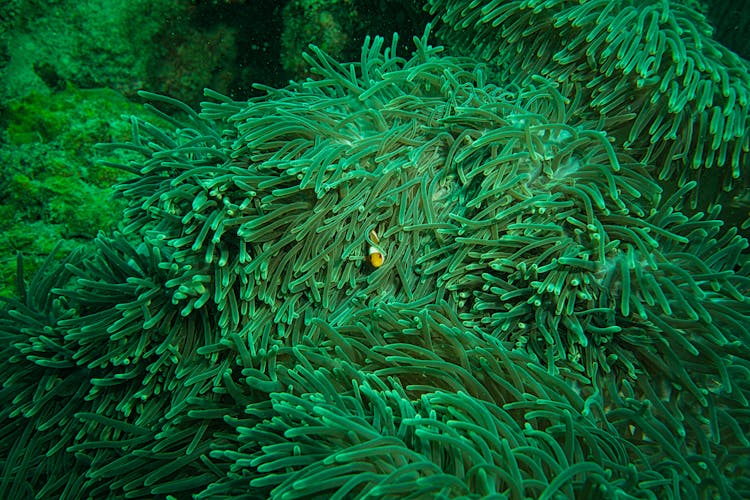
[366, 229, 384, 268]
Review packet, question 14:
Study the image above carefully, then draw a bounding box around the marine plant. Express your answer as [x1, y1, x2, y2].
[1, 6, 750, 500]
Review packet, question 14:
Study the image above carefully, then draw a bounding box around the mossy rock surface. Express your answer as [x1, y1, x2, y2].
[0, 85, 170, 297]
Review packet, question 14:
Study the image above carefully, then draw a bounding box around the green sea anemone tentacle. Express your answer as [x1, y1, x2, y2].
[427, 0, 750, 195]
[2, 21, 750, 500]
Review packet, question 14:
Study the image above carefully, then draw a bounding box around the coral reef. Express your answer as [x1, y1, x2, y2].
[0, 0, 428, 106]
[279, 0, 428, 79]
[0, 0, 429, 299]
[0, 0, 191, 100]
[3, 22, 750, 497]
[0, 85, 169, 297]
[2, 1, 750, 498]
[281, 0, 352, 76]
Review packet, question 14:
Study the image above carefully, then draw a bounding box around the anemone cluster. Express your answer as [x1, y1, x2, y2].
[428, 0, 750, 195]
[2, 1, 750, 499]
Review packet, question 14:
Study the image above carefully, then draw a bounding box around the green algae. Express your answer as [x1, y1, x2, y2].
[0, 85, 170, 297]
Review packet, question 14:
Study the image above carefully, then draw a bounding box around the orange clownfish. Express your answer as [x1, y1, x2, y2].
[366, 229, 384, 268]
